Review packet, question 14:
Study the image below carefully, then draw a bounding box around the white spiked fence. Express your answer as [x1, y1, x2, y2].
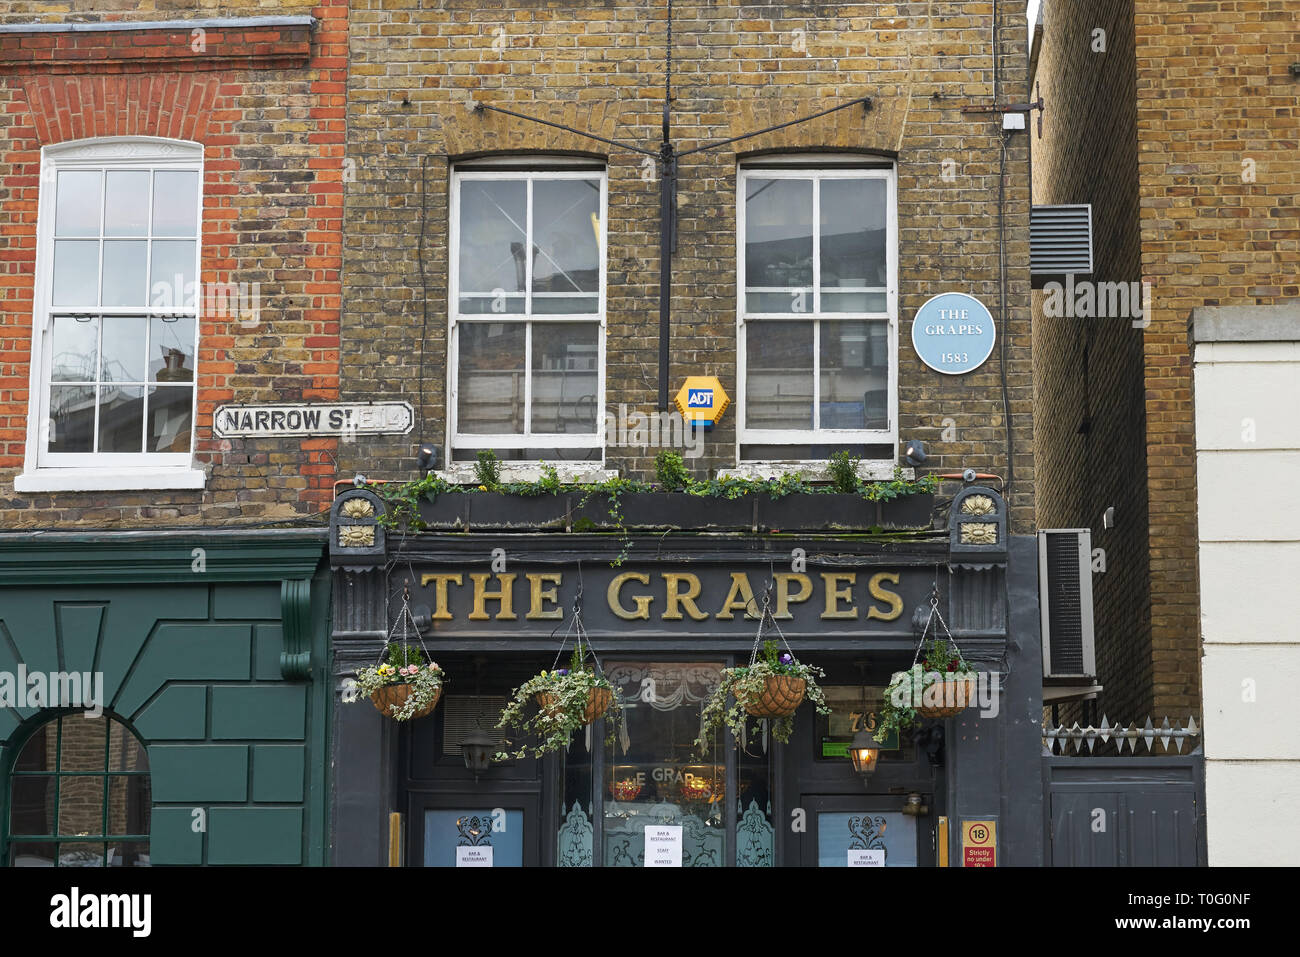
[1042, 716, 1200, 755]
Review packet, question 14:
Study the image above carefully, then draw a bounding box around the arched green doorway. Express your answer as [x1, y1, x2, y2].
[4, 712, 150, 867]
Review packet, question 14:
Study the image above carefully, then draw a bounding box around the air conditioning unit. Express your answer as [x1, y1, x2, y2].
[1038, 529, 1096, 680]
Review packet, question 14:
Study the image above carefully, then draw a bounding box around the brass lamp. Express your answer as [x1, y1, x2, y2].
[848, 660, 879, 778]
[848, 729, 880, 776]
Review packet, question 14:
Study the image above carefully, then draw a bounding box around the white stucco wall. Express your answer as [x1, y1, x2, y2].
[1193, 316, 1300, 866]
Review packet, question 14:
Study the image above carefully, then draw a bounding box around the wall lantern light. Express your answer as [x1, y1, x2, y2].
[416, 442, 440, 475]
[903, 439, 927, 468]
[461, 656, 495, 780]
[461, 728, 495, 779]
[848, 729, 880, 777]
[848, 660, 880, 781]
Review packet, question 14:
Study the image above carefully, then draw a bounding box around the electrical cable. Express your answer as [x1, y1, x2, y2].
[416, 152, 431, 457]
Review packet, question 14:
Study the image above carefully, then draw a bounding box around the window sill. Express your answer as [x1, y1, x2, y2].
[434, 465, 618, 486]
[13, 468, 207, 493]
[720, 462, 912, 483]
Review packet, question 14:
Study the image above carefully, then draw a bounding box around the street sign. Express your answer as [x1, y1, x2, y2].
[961, 819, 997, 867]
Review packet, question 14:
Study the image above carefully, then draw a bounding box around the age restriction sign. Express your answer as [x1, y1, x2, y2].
[961, 820, 996, 867]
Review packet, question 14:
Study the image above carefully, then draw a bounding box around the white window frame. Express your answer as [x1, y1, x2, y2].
[16, 136, 205, 492]
[735, 159, 898, 464]
[447, 159, 607, 465]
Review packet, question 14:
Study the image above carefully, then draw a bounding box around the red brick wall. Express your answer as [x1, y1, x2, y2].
[0, 4, 346, 526]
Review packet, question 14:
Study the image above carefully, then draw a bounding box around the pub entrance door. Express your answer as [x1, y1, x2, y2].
[796, 794, 930, 867]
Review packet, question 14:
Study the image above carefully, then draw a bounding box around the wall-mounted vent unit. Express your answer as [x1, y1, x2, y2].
[441, 695, 507, 756]
[1038, 529, 1096, 680]
[1031, 204, 1094, 288]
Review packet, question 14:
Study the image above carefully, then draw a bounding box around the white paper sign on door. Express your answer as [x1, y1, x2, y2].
[456, 846, 493, 867]
[645, 825, 683, 867]
[847, 849, 885, 867]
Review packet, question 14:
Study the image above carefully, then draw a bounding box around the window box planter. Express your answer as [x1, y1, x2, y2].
[877, 492, 936, 530]
[574, 492, 756, 531]
[464, 492, 573, 531]
[757, 493, 874, 532]
[415, 494, 469, 531]
[756, 491, 935, 531]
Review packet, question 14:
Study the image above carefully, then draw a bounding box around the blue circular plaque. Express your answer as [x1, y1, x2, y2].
[910, 293, 996, 375]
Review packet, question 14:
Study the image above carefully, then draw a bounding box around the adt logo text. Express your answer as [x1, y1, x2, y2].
[687, 389, 713, 408]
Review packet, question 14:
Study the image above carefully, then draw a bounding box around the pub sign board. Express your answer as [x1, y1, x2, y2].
[406, 563, 937, 645]
[213, 401, 414, 438]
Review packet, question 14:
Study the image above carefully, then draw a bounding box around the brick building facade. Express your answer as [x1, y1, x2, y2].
[0, 5, 343, 867]
[0, 2, 346, 526]
[340, 1, 1036, 527]
[1032, 0, 1296, 723]
[1, 1, 1056, 869]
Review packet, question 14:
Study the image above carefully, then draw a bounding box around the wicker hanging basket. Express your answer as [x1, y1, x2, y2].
[740, 674, 807, 719]
[535, 685, 613, 726]
[915, 676, 976, 719]
[370, 682, 441, 721]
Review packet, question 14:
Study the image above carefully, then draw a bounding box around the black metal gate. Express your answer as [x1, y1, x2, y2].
[1043, 754, 1206, 866]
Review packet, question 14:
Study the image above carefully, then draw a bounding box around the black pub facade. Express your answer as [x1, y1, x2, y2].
[328, 484, 1044, 867]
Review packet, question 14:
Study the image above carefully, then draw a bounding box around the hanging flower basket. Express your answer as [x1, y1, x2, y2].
[876, 593, 983, 739]
[371, 681, 442, 721]
[496, 601, 624, 760]
[736, 674, 807, 719]
[695, 591, 832, 753]
[915, 675, 976, 719]
[536, 685, 613, 725]
[349, 584, 447, 722]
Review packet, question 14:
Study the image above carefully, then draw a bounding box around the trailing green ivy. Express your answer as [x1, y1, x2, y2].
[365, 458, 936, 537]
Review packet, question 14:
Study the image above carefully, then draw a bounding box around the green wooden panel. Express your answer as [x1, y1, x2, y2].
[211, 686, 306, 740]
[133, 685, 207, 741]
[149, 806, 204, 865]
[212, 583, 281, 620]
[114, 623, 252, 721]
[96, 604, 174, 710]
[149, 745, 248, 802]
[55, 603, 105, 676]
[253, 624, 283, 681]
[252, 745, 306, 802]
[207, 808, 303, 865]
[0, 621, 21, 737]
[3, 601, 58, 678]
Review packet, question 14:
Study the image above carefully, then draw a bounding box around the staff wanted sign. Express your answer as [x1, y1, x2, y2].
[213, 402, 413, 438]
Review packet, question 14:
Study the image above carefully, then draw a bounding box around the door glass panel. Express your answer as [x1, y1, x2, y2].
[736, 721, 774, 867]
[604, 663, 726, 867]
[423, 809, 524, 867]
[817, 811, 917, 866]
